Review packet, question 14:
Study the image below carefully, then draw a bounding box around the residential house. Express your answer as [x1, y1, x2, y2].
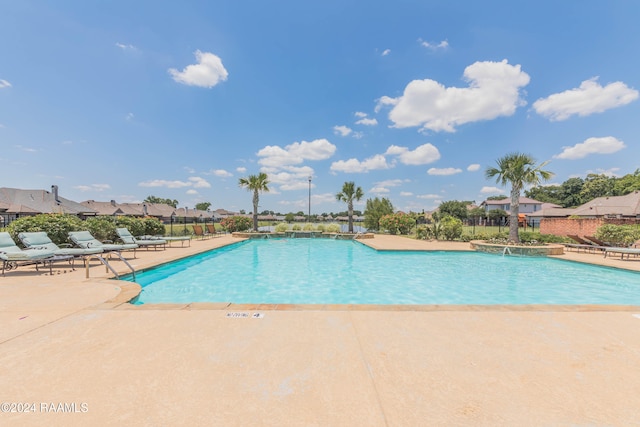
[0, 185, 97, 226]
[536, 191, 640, 237]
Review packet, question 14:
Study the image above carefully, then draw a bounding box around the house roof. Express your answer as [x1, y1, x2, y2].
[529, 192, 640, 218]
[81, 200, 125, 216]
[0, 187, 97, 215]
[81, 200, 178, 217]
[481, 197, 542, 206]
[527, 207, 575, 218]
[174, 207, 214, 219]
[571, 191, 640, 217]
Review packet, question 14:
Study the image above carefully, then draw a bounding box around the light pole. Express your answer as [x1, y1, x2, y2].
[308, 176, 312, 222]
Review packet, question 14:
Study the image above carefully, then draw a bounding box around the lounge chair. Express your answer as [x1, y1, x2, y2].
[584, 236, 611, 247]
[116, 228, 167, 250]
[568, 235, 594, 245]
[604, 247, 640, 260]
[192, 224, 210, 240]
[19, 231, 104, 258]
[206, 223, 223, 237]
[68, 231, 138, 256]
[155, 235, 191, 247]
[564, 235, 606, 253]
[0, 232, 56, 276]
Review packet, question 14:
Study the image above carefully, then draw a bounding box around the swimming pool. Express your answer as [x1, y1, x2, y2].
[127, 238, 640, 305]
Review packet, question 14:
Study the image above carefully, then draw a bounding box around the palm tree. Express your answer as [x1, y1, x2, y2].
[238, 172, 270, 232]
[336, 181, 364, 233]
[485, 153, 553, 243]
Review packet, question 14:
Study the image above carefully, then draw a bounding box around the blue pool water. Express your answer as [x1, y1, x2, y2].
[127, 239, 640, 305]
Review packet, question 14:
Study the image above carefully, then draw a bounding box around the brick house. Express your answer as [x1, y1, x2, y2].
[534, 191, 640, 237]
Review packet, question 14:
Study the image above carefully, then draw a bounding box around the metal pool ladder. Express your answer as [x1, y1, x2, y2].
[85, 252, 136, 281]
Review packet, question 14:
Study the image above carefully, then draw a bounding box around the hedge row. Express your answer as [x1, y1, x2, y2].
[6, 214, 165, 246]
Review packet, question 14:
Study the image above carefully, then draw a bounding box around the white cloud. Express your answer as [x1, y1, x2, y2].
[257, 138, 336, 168]
[74, 184, 111, 192]
[381, 49, 391, 56]
[313, 193, 338, 204]
[591, 167, 621, 177]
[374, 96, 398, 113]
[427, 167, 462, 176]
[330, 154, 391, 173]
[419, 39, 449, 50]
[375, 179, 407, 188]
[115, 42, 136, 51]
[168, 50, 228, 88]
[0, 79, 11, 89]
[138, 176, 210, 189]
[262, 165, 314, 192]
[352, 131, 364, 139]
[333, 125, 352, 137]
[355, 117, 378, 126]
[400, 191, 413, 196]
[467, 163, 481, 172]
[554, 136, 626, 160]
[377, 60, 530, 132]
[354, 111, 368, 118]
[369, 179, 407, 194]
[236, 167, 247, 173]
[370, 186, 390, 194]
[211, 169, 233, 177]
[189, 176, 211, 188]
[480, 186, 503, 194]
[139, 180, 191, 188]
[417, 194, 441, 199]
[15, 145, 37, 153]
[385, 143, 440, 165]
[533, 78, 638, 121]
[186, 189, 198, 195]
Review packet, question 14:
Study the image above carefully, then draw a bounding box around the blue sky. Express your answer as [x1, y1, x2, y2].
[1, 1, 639, 214]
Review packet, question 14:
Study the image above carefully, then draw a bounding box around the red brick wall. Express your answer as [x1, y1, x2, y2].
[540, 218, 603, 237]
[540, 217, 640, 237]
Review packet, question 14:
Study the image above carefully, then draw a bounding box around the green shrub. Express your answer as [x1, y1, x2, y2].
[325, 223, 340, 233]
[379, 213, 416, 235]
[142, 217, 165, 236]
[6, 214, 83, 246]
[303, 223, 315, 231]
[440, 216, 463, 240]
[274, 223, 288, 232]
[220, 216, 252, 232]
[113, 216, 143, 237]
[292, 224, 302, 231]
[458, 233, 474, 242]
[517, 231, 568, 244]
[595, 224, 640, 246]
[85, 217, 118, 242]
[415, 225, 429, 240]
[316, 224, 326, 232]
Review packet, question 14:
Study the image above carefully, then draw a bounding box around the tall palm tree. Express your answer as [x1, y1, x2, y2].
[336, 181, 364, 233]
[485, 153, 553, 243]
[238, 172, 270, 232]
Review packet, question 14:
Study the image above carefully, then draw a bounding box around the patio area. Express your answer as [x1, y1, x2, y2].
[1, 235, 640, 425]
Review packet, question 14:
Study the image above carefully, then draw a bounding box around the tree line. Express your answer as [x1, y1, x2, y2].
[524, 169, 640, 208]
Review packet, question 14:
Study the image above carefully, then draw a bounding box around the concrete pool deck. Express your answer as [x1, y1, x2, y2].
[1, 234, 640, 425]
